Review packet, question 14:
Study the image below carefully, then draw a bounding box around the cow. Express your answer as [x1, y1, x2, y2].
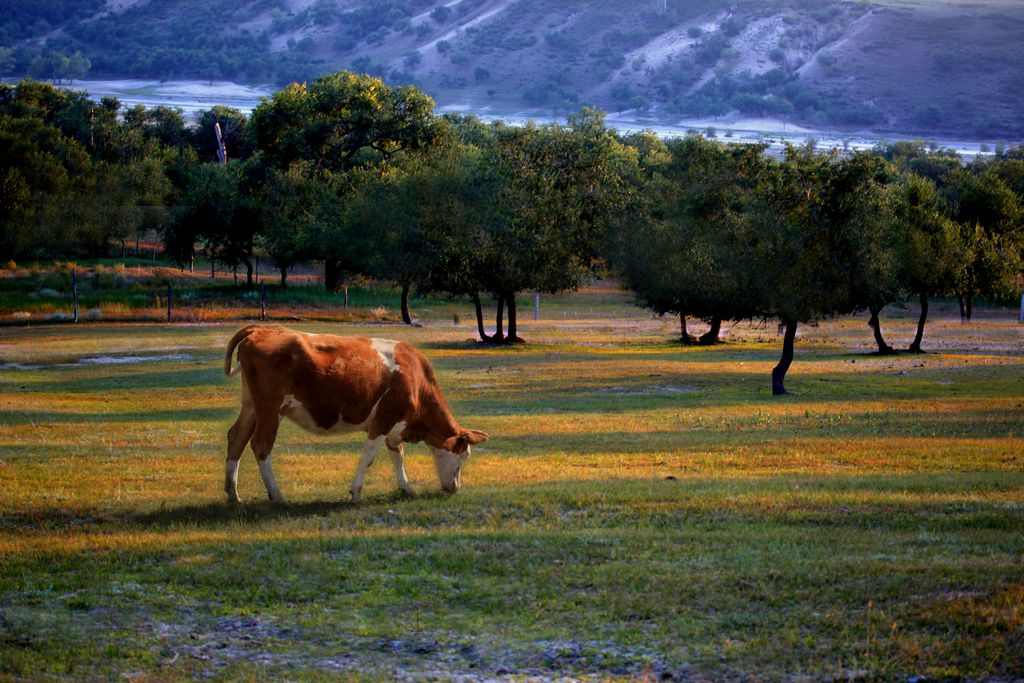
[223, 324, 488, 504]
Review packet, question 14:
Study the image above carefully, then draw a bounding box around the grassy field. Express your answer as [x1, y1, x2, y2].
[1, 291, 1022, 680]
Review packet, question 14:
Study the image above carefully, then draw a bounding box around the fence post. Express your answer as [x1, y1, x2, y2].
[260, 280, 267, 321]
[343, 285, 349, 310]
[72, 268, 79, 323]
[166, 280, 172, 323]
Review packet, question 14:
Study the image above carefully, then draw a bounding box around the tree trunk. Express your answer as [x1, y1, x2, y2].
[324, 259, 341, 291]
[957, 293, 967, 323]
[400, 282, 412, 324]
[240, 256, 254, 289]
[868, 306, 895, 355]
[120, 238, 125, 259]
[472, 292, 491, 343]
[908, 292, 929, 353]
[280, 266, 288, 290]
[506, 292, 519, 342]
[493, 294, 505, 342]
[679, 311, 696, 344]
[698, 316, 722, 345]
[771, 319, 798, 396]
[966, 293, 973, 322]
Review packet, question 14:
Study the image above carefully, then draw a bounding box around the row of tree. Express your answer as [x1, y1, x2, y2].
[618, 135, 1023, 392]
[1, 75, 1021, 394]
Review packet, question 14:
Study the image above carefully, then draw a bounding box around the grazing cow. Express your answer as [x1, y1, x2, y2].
[223, 324, 488, 503]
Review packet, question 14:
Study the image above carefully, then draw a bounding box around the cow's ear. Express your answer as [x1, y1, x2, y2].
[442, 434, 469, 454]
[464, 429, 489, 445]
[444, 430, 489, 454]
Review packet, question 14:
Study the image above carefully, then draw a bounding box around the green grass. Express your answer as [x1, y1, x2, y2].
[1, 305, 1022, 680]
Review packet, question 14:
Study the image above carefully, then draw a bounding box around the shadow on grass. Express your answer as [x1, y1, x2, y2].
[130, 489, 454, 528]
[0, 490, 454, 532]
[0, 407, 234, 425]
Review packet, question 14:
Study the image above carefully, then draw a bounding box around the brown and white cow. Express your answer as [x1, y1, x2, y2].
[223, 324, 488, 503]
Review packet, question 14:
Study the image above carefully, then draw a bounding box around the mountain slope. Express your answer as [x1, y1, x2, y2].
[2, 0, 1023, 137]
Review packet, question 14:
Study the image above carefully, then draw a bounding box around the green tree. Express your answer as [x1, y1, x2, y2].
[750, 147, 900, 394]
[944, 167, 1023, 321]
[617, 134, 766, 344]
[473, 109, 631, 342]
[168, 161, 260, 287]
[344, 144, 482, 324]
[248, 70, 439, 289]
[891, 172, 961, 352]
[192, 106, 252, 162]
[257, 162, 340, 289]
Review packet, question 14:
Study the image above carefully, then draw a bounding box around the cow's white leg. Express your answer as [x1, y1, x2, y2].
[249, 400, 284, 503]
[257, 454, 286, 503]
[225, 391, 256, 503]
[388, 445, 414, 495]
[225, 458, 241, 503]
[350, 436, 385, 503]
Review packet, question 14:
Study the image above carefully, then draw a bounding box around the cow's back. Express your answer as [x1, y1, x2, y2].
[237, 326, 396, 433]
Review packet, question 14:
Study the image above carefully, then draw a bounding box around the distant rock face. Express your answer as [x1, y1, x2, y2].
[3, 0, 1023, 137]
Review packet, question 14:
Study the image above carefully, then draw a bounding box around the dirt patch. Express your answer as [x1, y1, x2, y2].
[728, 16, 789, 77]
[621, 12, 726, 73]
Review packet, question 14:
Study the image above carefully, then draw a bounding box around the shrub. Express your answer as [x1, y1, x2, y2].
[430, 5, 452, 24]
[544, 31, 580, 53]
[914, 105, 943, 128]
[436, 39, 451, 53]
[721, 17, 744, 36]
[590, 47, 625, 70]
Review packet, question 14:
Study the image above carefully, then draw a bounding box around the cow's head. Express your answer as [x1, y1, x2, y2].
[432, 429, 489, 493]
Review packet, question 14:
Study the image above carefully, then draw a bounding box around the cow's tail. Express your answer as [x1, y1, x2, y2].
[224, 325, 259, 377]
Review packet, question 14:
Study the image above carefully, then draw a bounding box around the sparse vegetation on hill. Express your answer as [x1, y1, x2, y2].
[1, 0, 1023, 137]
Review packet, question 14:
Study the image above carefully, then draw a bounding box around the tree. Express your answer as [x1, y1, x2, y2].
[66, 51, 90, 83]
[471, 109, 630, 343]
[617, 133, 766, 345]
[257, 162, 340, 289]
[835, 153, 905, 356]
[248, 70, 439, 289]
[891, 172, 961, 352]
[944, 167, 1023, 321]
[192, 106, 251, 162]
[345, 141, 485, 324]
[168, 161, 260, 287]
[0, 80, 104, 259]
[750, 147, 900, 394]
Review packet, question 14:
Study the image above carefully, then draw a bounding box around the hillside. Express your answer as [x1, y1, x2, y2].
[2, 0, 1023, 138]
